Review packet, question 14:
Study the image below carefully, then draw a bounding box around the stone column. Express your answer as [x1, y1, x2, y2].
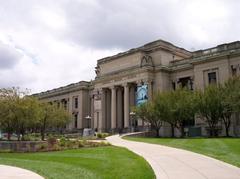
[124, 83, 130, 128]
[129, 84, 136, 107]
[111, 86, 117, 129]
[106, 89, 111, 130]
[90, 95, 94, 129]
[116, 87, 123, 129]
[100, 89, 106, 131]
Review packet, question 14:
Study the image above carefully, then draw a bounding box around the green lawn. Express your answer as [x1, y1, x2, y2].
[0, 146, 155, 179]
[124, 137, 240, 167]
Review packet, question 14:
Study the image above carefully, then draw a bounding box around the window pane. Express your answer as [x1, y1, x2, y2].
[208, 72, 217, 84]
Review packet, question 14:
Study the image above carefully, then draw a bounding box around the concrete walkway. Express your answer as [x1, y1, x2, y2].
[0, 165, 44, 179]
[106, 135, 240, 179]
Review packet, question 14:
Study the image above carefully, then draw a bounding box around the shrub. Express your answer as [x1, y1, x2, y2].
[22, 135, 31, 141]
[19, 133, 41, 141]
[47, 135, 57, 146]
[102, 133, 110, 138]
[96, 133, 110, 139]
[100, 141, 111, 146]
[52, 144, 61, 151]
[97, 133, 102, 138]
[59, 137, 67, 147]
[37, 143, 48, 151]
[78, 141, 84, 148]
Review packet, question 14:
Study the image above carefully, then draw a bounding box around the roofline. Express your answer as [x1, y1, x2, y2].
[97, 39, 192, 64]
[32, 81, 92, 98]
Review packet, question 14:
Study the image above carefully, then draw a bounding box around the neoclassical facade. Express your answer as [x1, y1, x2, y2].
[35, 39, 240, 136]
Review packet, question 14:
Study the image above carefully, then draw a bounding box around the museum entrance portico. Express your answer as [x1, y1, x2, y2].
[95, 79, 153, 133]
[100, 82, 136, 133]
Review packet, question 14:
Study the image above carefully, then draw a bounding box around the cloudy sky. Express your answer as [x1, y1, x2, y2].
[0, 0, 239, 93]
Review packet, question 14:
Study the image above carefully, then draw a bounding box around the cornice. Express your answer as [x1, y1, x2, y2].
[33, 81, 93, 99]
[94, 66, 155, 84]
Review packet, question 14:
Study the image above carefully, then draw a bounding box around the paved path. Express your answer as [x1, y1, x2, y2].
[0, 165, 44, 179]
[106, 135, 240, 179]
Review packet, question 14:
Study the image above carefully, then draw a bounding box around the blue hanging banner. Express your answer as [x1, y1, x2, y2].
[136, 84, 148, 106]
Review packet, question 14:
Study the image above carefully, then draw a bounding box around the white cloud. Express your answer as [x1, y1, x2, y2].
[0, 0, 239, 93]
[0, 41, 22, 69]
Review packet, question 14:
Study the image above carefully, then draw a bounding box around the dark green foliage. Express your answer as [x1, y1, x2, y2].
[0, 87, 70, 141]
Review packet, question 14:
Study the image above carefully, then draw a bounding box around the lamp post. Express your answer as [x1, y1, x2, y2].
[129, 111, 136, 133]
[85, 115, 91, 129]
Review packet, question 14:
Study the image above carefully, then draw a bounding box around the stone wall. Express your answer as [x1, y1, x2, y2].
[0, 141, 46, 152]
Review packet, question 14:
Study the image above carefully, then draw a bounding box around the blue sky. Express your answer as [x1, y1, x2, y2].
[0, 0, 239, 93]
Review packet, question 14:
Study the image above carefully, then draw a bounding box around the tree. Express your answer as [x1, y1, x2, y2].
[0, 95, 14, 140]
[153, 89, 197, 138]
[153, 91, 175, 137]
[196, 85, 223, 137]
[37, 102, 70, 140]
[167, 88, 197, 137]
[220, 76, 240, 136]
[0, 87, 70, 141]
[54, 106, 71, 132]
[0, 87, 27, 140]
[134, 102, 163, 137]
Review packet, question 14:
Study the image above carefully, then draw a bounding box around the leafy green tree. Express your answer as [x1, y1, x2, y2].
[15, 96, 40, 140]
[196, 85, 223, 137]
[134, 102, 163, 137]
[167, 88, 197, 137]
[0, 88, 27, 140]
[0, 95, 14, 140]
[154, 89, 197, 137]
[54, 106, 71, 132]
[0, 87, 70, 141]
[37, 102, 70, 140]
[220, 76, 240, 136]
[153, 91, 175, 137]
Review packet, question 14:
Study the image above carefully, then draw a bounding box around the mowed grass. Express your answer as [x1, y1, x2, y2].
[124, 137, 240, 167]
[0, 146, 155, 179]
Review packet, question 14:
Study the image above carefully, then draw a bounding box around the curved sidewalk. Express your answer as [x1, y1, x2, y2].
[106, 135, 240, 179]
[0, 165, 44, 179]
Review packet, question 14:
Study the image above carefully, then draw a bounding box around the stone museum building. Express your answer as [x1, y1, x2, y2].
[34, 39, 240, 136]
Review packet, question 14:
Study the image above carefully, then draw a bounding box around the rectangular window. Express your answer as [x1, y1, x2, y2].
[208, 72, 217, 84]
[63, 100, 67, 110]
[74, 114, 78, 128]
[74, 97, 78, 109]
[178, 77, 193, 90]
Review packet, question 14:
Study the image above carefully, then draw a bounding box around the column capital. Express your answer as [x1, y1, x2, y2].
[109, 86, 117, 90]
[123, 82, 131, 87]
[116, 86, 124, 91]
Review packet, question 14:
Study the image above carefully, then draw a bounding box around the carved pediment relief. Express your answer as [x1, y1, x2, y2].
[140, 55, 154, 68]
